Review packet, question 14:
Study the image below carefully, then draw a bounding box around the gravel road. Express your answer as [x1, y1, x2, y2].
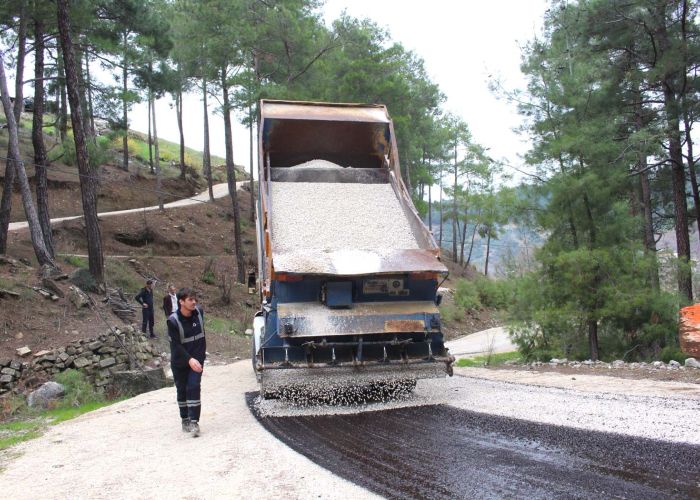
[2, 356, 698, 498]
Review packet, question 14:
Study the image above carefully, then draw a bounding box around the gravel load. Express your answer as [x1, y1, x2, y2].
[270, 182, 419, 254]
[288, 158, 345, 169]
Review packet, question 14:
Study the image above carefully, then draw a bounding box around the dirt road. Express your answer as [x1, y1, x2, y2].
[0, 362, 376, 499]
[7, 182, 244, 232]
[446, 326, 515, 357]
[2, 358, 699, 498]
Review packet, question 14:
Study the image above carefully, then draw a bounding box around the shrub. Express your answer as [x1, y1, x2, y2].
[439, 304, 463, 323]
[63, 255, 87, 268]
[659, 346, 689, 364]
[454, 279, 481, 311]
[474, 276, 512, 309]
[60, 136, 110, 169]
[105, 260, 141, 292]
[69, 268, 98, 293]
[54, 369, 104, 408]
[201, 257, 216, 285]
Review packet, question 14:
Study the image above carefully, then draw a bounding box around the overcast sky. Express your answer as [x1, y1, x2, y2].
[129, 1, 549, 179]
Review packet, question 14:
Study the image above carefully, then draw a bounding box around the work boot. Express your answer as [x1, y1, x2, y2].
[181, 418, 191, 432]
[189, 420, 200, 437]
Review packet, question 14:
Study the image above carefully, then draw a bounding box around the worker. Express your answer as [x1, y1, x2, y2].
[134, 279, 155, 338]
[167, 287, 206, 437]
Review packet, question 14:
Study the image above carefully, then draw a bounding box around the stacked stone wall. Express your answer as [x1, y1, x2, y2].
[0, 326, 162, 396]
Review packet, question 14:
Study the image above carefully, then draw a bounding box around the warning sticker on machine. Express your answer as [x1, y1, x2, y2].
[363, 279, 407, 295]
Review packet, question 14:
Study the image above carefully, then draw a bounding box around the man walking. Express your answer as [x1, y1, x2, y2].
[135, 279, 155, 338]
[167, 287, 206, 437]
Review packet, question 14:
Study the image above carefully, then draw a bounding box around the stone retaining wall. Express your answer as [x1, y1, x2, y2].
[0, 326, 162, 396]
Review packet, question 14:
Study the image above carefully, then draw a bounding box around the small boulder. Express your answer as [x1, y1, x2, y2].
[685, 357, 700, 369]
[68, 286, 91, 308]
[652, 361, 664, 368]
[669, 360, 681, 368]
[27, 381, 65, 408]
[16, 346, 31, 357]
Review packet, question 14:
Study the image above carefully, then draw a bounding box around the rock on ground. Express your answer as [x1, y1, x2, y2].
[27, 381, 65, 409]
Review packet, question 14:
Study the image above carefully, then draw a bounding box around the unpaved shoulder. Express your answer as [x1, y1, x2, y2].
[455, 366, 700, 399]
[0, 362, 379, 500]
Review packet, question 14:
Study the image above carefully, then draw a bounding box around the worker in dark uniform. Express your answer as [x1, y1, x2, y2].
[167, 287, 206, 437]
[135, 279, 155, 338]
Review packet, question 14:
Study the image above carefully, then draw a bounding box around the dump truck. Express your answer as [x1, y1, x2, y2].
[252, 99, 454, 399]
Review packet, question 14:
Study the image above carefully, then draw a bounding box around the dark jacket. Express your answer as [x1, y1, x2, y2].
[134, 287, 154, 308]
[167, 307, 206, 368]
[163, 294, 177, 316]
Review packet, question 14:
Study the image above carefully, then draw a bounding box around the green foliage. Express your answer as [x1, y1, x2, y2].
[59, 136, 110, 170]
[454, 279, 481, 311]
[454, 351, 521, 368]
[206, 316, 247, 336]
[53, 369, 104, 408]
[68, 268, 99, 293]
[438, 304, 463, 324]
[658, 346, 690, 364]
[0, 399, 117, 451]
[473, 276, 513, 309]
[201, 270, 215, 285]
[63, 255, 87, 268]
[104, 260, 142, 293]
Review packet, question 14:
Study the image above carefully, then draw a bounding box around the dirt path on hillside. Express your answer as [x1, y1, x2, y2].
[7, 181, 246, 232]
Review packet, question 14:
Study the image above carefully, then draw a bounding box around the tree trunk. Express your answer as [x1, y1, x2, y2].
[666, 89, 692, 301]
[466, 221, 479, 266]
[57, 0, 104, 283]
[657, 6, 692, 301]
[121, 31, 129, 172]
[484, 228, 491, 276]
[57, 46, 68, 142]
[249, 103, 255, 224]
[74, 46, 91, 143]
[32, 15, 54, 258]
[0, 51, 55, 267]
[0, 5, 27, 254]
[202, 77, 213, 201]
[459, 216, 468, 265]
[222, 70, 246, 284]
[150, 79, 162, 210]
[147, 95, 152, 175]
[177, 87, 186, 179]
[452, 144, 458, 261]
[438, 163, 443, 249]
[84, 50, 95, 137]
[683, 110, 700, 240]
[428, 177, 432, 232]
[588, 319, 599, 361]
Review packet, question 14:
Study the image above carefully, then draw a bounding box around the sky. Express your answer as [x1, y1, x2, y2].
[130, 1, 549, 181]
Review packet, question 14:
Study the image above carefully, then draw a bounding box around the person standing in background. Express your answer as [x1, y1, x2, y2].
[163, 284, 178, 317]
[135, 279, 155, 338]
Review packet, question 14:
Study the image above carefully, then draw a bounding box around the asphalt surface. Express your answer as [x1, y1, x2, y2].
[251, 399, 700, 499]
